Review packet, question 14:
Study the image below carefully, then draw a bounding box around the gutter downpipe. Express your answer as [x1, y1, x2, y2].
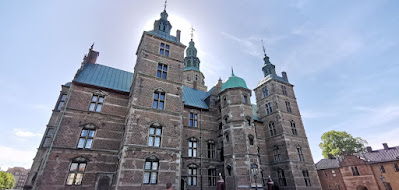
[200, 108, 203, 190]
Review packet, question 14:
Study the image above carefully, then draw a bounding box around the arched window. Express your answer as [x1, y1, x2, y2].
[246, 118, 251, 127]
[207, 140, 215, 159]
[302, 169, 311, 186]
[269, 122, 276, 136]
[278, 168, 287, 186]
[77, 125, 96, 149]
[273, 146, 281, 162]
[248, 135, 254, 145]
[226, 165, 232, 176]
[66, 157, 88, 186]
[188, 138, 197, 157]
[291, 121, 297, 135]
[143, 156, 159, 184]
[297, 146, 305, 161]
[188, 164, 197, 186]
[148, 123, 162, 147]
[153, 90, 165, 110]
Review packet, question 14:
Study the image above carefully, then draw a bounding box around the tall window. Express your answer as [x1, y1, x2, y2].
[297, 147, 304, 161]
[278, 169, 287, 186]
[159, 43, 169, 57]
[208, 168, 217, 186]
[248, 135, 254, 145]
[207, 141, 215, 159]
[225, 132, 229, 142]
[394, 163, 399, 172]
[156, 63, 167, 79]
[77, 129, 95, 149]
[153, 91, 165, 110]
[66, 158, 87, 186]
[269, 122, 276, 136]
[148, 125, 162, 147]
[291, 121, 297, 135]
[263, 86, 269, 97]
[143, 157, 159, 184]
[302, 170, 311, 187]
[285, 101, 292, 113]
[244, 95, 248, 104]
[380, 165, 386, 173]
[42, 128, 54, 148]
[223, 96, 227, 106]
[188, 138, 197, 157]
[246, 118, 251, 126]
[188, 165, 197, 186]
[351, 166, 360, 176]
[89, 95, 104, 112]
[189, 113, 198, 127]
[56, 94, 67, 110]
[281, 85, 287, 95]
[266, 102, 273, 115]
[226, 165, 232, 176]
[273, 146, 282, 162]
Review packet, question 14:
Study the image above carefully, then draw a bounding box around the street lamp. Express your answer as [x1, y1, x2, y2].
[251, 164, 259, 190]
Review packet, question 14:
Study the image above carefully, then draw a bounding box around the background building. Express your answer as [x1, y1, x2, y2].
[25, 8, 321, 190]
[315, 143, 399, 190]
[7, 167, 29, 189]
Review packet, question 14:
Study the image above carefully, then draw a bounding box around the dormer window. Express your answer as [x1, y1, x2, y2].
[160, 43, 169, 57]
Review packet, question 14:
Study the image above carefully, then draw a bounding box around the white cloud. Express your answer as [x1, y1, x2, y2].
[0, 146, 35, 170]
[301, 109, 333, 119]
[14, 129, 41, 137]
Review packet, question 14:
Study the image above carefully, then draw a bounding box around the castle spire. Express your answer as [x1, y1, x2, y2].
[190, 26, 195, 40]
[231, 67, 235, 76]
[164, 0, 167, 11]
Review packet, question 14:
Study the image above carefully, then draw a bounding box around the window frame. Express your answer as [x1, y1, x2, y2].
[208, 168, 217, 186]
[188, 165, 198, 186]
[65, 159, 87, 186]
[262, 86, 269, 97]
[291, 121, 297, 135]
[266, 102, 273, 115]
[394, 163, 399, 172]
[281, 85, 287, 96]
[351, 166, 360, 176]
[248, 135, 254, 145]
[42, 128, 55, 148]
[278, 168, 287, 186]
[77, 128, 95, 149]
[156, 63, 168, 79]
[302, 170, 311, 187]
[269, 122, 277, 136]
[143, 158, 159, 184]
[285, 101, 292, 113]
[380, 165, 386, 173]
[243, 95, 248, 104]
[88, 94, 104, 112]
[188, 138, 198, 158]
[207, 140, 215, 159]
[56, 94, 67, 111]
[297, 147, 305, 161]
[152, 91, 165, 110]
[273, 146, 282, 162]
[159, 43, 170, 57]
[189, 112, 198, 127]
[148, 125, 162, 147]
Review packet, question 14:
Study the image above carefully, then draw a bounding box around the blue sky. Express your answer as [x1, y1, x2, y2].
[0, 0, 398, 170]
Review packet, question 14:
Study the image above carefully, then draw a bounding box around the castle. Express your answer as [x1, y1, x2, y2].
[25, 7, 321, 190]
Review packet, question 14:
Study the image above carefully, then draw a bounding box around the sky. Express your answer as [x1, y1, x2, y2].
[0, 0, 398, 170]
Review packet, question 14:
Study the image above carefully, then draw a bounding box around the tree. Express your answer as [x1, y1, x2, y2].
[319, 130, 367, 158]
[0, 171, 15, 190]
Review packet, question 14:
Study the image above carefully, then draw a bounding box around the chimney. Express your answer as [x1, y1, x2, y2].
[83, 43, 99, 64]
[282, 71, 289, 82]
[176, 30, 181, 42]
[366, 146, 372, 152]
[383, 143, 389, 150]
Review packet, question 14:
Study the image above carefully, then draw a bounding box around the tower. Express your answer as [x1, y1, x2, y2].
[183, 29, 207, 91]
[115, 8, 186, 189]
[220, 69, 262, 189]
[254, 50, 321, 189]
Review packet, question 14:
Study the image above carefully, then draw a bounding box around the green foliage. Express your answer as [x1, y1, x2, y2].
[0, 171, 15, 189]
[319, 130, 367, 158]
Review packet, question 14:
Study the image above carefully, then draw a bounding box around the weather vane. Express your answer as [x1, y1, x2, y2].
[190, 26, 195, 40]
[261, 39, 266, 56]
[164, 0, 167, 11]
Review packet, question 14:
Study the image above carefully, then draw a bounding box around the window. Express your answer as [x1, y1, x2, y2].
[281, 85, 287, 95]
[159, 43, 170, 57]
[148, 125, 162, 147]
[285, 101, 292, 113]
[394, 163, 399, 172]
[291, 121, 297, 135]
[66, 159, 87, 186]
[143, 157, 159, 184]
[207, 141, 215, 159]
[278, 169, 287, 186]
[386, 183, 392, 190]
[223, 96, 227, 106]
[195, 75, 198, 81]
[188, 138, 197, 157]
[273, 146, 282, 162]
[188, 165, 197, 186]
[269, 122, 276, 136]
[189, 113, 198, 127]
[302, 170, 311, 187]
[42, 128, 54, 148]
[56, 94, 67, 110]
[156, 63, 167, 79]
[266, 102, 273, 115]
[246, 118, 251, 126]
[248, 135, 254, 145]
[332, 170, 336, 177]
[262, 86, 269, 97]
[89, 95, 104, 112]
[227, 165, 232, 176]
[380, 165, 386, 173]
[351, 166, 360, 176]
[208, 168, 217, 186]
[77, 129, 95, 149]
[152, 91, 165, 110]
[225, 133, 229, 142]
[244, 95, 248, 104]
[297, 147, 305, 161]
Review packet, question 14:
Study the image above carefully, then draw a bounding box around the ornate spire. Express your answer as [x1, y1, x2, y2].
[184, 33, 200, 72]
[190, 26, 195, 40]
[164, 0, 167, 11]
[261, 39, 271, 65]
[231, 67, 235, 76]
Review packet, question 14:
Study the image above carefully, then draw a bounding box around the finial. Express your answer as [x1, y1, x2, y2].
[231, 67, 235, 76]
[164, 0, 167, 11]
[190, 26, 195, 40]
[261, 39, 266, 56]
[90, 42, 95, 50]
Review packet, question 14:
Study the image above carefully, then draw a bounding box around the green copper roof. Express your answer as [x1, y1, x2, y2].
[74, 63, 133, 92]
[221, 69, 249, 92]
[183, 86, 213, 109]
